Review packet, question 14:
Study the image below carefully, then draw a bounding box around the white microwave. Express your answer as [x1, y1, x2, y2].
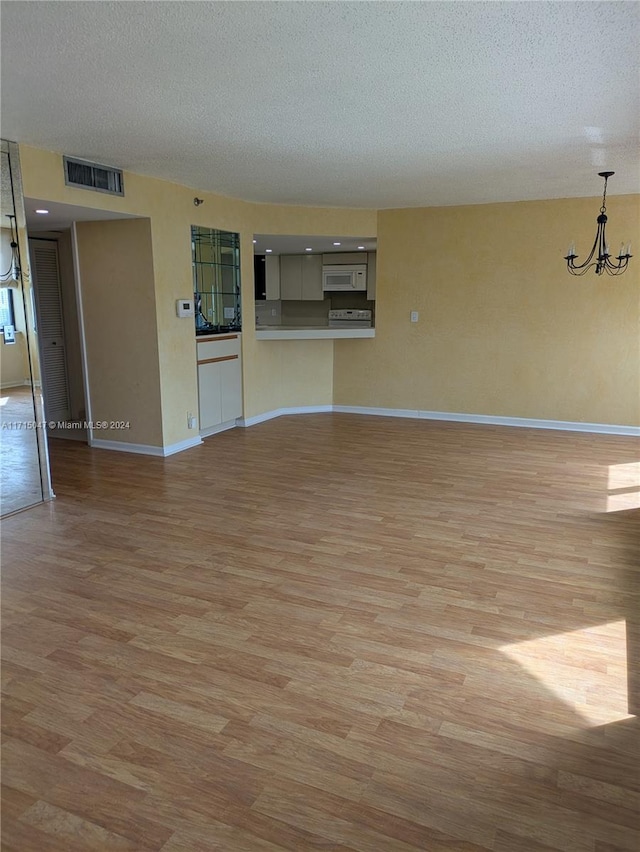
[322, 264, 367, 292]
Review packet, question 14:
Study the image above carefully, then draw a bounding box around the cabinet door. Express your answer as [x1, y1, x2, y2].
[301, 255, 323, 300]
[367, 251, 377, 300]
[220, 356, 243, 422]
[279, 255, 302, 300]
[265, 255, 280, 300]
[198, 362, 222, 430]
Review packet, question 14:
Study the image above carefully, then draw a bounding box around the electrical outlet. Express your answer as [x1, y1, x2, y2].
[187, 412, 197, 429]
[410, 311, 419, 323]
[271, 308, 277, 316]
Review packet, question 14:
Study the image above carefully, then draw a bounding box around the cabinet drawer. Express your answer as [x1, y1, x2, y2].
[197, 335, 241, 361]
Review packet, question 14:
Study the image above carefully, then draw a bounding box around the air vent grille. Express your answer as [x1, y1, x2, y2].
[63, 156, 124, 196]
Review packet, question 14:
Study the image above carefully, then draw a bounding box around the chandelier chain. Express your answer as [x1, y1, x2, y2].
[600, 175, 608, 214]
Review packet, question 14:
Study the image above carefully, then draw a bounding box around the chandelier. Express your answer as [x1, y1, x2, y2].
[565, 172, 632, 276]
[1, 215, 21, 285]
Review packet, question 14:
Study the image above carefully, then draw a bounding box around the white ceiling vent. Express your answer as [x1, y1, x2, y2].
[63, 156, 124, 196]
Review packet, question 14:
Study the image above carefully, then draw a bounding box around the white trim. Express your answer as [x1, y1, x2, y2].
[334, 405, 640, 437]
[199, 419, 238, 438]
[162, 436, 203, 456]
[0, 380, 31, 389]
[70, 223, 94, 445]
[91, 435, 202, 457]
[333, 405, 421, 419]
[79, 408, 640, 454]
[46, 428, 87, 442]
[238, 405, 333, 427]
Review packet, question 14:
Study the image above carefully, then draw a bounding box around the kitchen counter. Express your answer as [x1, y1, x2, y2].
[255, 325, 375, 340]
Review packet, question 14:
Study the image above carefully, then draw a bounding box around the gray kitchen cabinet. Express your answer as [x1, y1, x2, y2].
[279, 255, 302, 300]
[280, 254, 323, 300]
[301, 254, 323, 300]
[367, 251, 377, 300]
[321, 252, 366, 265]
[265, 255, 280, 300]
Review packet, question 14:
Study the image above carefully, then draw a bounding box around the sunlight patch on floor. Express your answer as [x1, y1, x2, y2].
[0, 397, 9, 407]
[606, 461, 640, 511]
[501, 620, 633, 726]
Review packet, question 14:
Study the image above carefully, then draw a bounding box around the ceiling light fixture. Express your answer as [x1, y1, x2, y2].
[305, 248, 312, 252]
[357, 246, 365, 250]
[35, 209, 49, 214]
[265, 249, 273, 253]
[333, 242, 341, 246]
[565, 172, 632, 276]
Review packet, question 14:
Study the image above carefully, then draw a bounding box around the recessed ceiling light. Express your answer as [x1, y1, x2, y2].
[305, 248, 313, 252]
[252, 239, 257, 244]
[265, 249, 273, 253]
[357, 246, 365, 250]
[35, 209, 49, 214]
[333, 242, 341, 246]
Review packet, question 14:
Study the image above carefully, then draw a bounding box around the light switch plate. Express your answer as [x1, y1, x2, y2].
[410, 311, 419, 323]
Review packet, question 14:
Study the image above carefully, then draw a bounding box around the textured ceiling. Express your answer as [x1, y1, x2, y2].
[1, 1, 639, 208]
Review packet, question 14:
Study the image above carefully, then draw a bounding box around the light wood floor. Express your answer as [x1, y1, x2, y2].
[0, 386, 44, 516]
[2, 414, 639, 851]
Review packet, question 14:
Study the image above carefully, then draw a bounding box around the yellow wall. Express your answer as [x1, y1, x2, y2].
[19, 144, 638, 439]
[75, 218, 163, 445]
[1, 229, 31, 386]
[19, 145, 375, 444]
[334, 196, 639, 426]
[0, 303, 29, 386]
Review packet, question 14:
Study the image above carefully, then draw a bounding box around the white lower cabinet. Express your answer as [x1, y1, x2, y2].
[196, 334, 242, 435]
[220, 356, 243, 422]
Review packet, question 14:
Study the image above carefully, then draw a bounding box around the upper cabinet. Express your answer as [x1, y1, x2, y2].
[252, 236, 377, 305]
[280, 254, 323, 300]
[367, 251, 376, 300]
[265, 256, 281, 301]
[192, 226, 241, 334]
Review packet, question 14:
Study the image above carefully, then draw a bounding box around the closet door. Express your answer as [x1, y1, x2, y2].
[30, 239, 71, 424]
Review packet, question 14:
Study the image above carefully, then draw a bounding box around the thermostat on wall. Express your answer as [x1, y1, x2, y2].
[176, 298, 194, 318]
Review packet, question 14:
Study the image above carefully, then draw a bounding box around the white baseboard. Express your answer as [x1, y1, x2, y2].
[87, 406, 640, 456]
[46, 428, 88, 442]
[334, 405, 640, 437]
[90, 435, 202, 457]
[333, 405, 421, 420]
[0, 380, 31, 389]
[238, 405, 333, 427]
[200, 419, 238, 438]
[162, 436, 203, 456]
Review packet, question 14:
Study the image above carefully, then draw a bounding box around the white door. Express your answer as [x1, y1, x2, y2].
[29, 239, 71, 424]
